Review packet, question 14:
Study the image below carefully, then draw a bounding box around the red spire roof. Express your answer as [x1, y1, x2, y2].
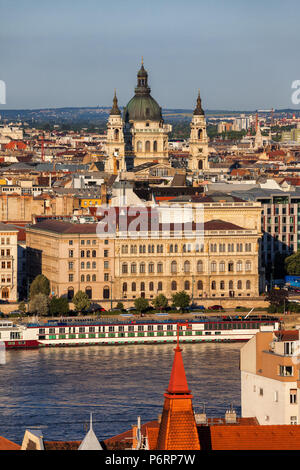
[166, 342, 191, 396]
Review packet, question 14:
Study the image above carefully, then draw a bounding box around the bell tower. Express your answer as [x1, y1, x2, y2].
[188, 91, 209, 172]
[105, 91, 126, 173]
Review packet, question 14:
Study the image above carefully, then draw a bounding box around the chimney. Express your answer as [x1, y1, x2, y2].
[195, 413, 207, 425]
[225, 405, 237, 424]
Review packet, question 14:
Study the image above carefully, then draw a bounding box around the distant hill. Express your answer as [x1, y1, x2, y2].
[0, 106, 299, 125]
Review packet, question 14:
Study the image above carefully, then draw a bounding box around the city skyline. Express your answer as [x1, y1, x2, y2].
[1, 0, 300, 110]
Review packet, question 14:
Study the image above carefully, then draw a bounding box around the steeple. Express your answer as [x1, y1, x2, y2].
[110, 90, 121, 116]
[193, 90, 205, 116]
[155, 327, 200, 450]
[78, 413, 103, 451]
[135, 59, 150, 95]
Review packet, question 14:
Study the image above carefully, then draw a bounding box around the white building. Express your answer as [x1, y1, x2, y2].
[241, 327, 300, 425]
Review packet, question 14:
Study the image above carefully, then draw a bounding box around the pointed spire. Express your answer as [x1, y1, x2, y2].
[193, 90, 205, 116]
[110, 90, 121, 116]
[78, 413, 103, 451]
[166, 325, 191, 396]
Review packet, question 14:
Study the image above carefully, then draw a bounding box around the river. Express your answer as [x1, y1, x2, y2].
[0, 342, 242, 445]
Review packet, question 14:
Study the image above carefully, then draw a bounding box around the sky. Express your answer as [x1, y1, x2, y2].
[0, 0, 300, 111]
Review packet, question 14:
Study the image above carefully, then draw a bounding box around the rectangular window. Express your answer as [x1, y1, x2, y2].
[259, 388, 263, 396]
[291, 416, 298, 425]
[69, 274, 74, 282]
[279, 365, 293, 377]
[290, 389, 297, 404]
[104, 261, 109, 269]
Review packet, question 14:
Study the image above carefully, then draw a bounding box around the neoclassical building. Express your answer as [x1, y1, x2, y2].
[105, 61, 209, 173]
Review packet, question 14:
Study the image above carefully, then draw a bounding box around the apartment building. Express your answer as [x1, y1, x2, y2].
[241, 327, 300, 425]
[0, 223, 18, 301]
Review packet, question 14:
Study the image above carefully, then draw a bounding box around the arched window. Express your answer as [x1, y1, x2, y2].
[171, 261, 177, 273]
[92, 250, 97, 258]
[245, 261, 251, 272]
[211, 281, 216, 290]
[137, 141, 142, 152]
[246, 280, 251, 290]
[184, 261, 190, 273]
[153, 140, 157, 152]
[237, 280, 242, 290]
[148, 263, 154, 273]
[158, 282, 163, 291]
[197, 280, 203, 290]
[140, 263, 146, 274]
[145, 141, 151, 152]
[229, 280, 234, 290]
[157, 263, 163, 273]
[132, 282, 136, 292]
[103, 287, 110, 299]
[220, 280, 225, 290]
[86, 275, 91, 282]
[197, 260, 203, 273]
[140, 282, 145, 292]
[81, 275, 85, 282]
[86, 262, 91, 269]
[122, 263, 128, 274]
[184, 280, 190, 291]
[86, 251, 90, 258]
[174, 244, 178, 253]
[81, 262, 85, 269]
[236, 261, 243, 272]
[149, 282, 154, 291]
[171, 281, 177, 291]
[211, 261, 217, 273]
[219, 261, 225, 272]
[123, 282, 128, 292]
[170, 244, 173, 253]
[86, 287, 92, 299]
[81, 250, 85, 258]
[114, 129, 119, 141]
[92, 262, 96, 269]
[67, 287, 74, 300]
[198, 129, 203, 140]
[131, 263, 137, 274]
[92, 275, 96, 282]
[198, 160, 203, 170]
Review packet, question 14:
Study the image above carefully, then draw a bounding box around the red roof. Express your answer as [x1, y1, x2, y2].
[0, 436, 20, 450]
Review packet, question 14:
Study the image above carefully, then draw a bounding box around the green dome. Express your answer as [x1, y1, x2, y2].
[124, 62, 163, 122]
[124, 94, 162, 122]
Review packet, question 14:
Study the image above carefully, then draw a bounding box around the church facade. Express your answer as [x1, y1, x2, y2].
[105, 62, 209, 173]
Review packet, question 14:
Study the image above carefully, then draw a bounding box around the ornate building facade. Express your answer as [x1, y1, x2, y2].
[105, 62, 209, 173]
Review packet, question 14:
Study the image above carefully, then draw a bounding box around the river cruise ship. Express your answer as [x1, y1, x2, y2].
[0, 315, 281, 350]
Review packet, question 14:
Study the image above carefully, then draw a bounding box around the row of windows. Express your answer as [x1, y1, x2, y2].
[1, 261, 11, 269]
[121, 260, 252, 274]
[0, 238, 11, 245]
[122, 279, 252, 292]
[69, 239, 106, 246]
[1, 276, 11, 284]
[69, 262, 97, 270]
[0, 249, 11, 257]
[121, 243, 252, 254]
[136, 140, 158, 152]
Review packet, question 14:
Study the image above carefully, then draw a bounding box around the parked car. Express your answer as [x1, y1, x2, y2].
[10, 310, 23, 316]
[126, 307, 137, 312]
[208, 305, 224, 311]
[189, 305, 205, 311]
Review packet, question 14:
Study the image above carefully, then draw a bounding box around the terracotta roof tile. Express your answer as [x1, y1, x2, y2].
[0, 436, 21, 450]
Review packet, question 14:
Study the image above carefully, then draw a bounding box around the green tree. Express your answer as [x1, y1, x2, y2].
[116, 302, 124, 311]
[152, 294, 168, 312]
[18, 301, 26, 314]
[266, 288, 288, 309]
[172, 291, 190, 312]
[73, 291, 91, 313]
[134, 297, 149, 313]
[29, 293, 50, 316]
[285, 251, 300, 276]
[49, 297, 69, 317]
[30, 274, 50, 299]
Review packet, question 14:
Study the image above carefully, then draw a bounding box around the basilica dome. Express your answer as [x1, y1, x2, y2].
[123, 63, 163, 123]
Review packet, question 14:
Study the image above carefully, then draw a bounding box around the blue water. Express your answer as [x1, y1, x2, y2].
[0, 343, 242, 445]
